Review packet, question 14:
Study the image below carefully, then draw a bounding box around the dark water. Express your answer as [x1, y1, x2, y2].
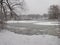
[5, 23, 60, 38]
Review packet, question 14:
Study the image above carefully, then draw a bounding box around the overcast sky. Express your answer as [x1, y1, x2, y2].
[24, 0, 60, 15]
[9, 0, 60, 15]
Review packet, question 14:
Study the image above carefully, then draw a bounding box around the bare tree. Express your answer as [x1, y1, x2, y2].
[48, 5, 60, 38]
[48, 5, 60, 20]
[0, 0, 25, 29]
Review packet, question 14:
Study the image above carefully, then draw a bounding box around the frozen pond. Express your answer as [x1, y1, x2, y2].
[6, 20, 60, 36]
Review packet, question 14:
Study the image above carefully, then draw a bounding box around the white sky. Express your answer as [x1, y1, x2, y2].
[25, 0, 60, 15]
[9, 0, 60, 15]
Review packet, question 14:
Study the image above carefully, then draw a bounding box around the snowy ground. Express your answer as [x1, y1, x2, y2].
[0, 30, 60, 45]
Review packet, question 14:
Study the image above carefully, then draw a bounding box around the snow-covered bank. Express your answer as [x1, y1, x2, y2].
[0, 30, 60, 45]
[33, 22, 59, 25]
[6, 20, 59, 25]
[7, 20, 37, 23]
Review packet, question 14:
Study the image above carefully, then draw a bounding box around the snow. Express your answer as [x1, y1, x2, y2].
[7, 20, 37, 23]
[7, 20, 59, 25]
[33, 22, 59, 25]
[0, 30, 60, 45]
